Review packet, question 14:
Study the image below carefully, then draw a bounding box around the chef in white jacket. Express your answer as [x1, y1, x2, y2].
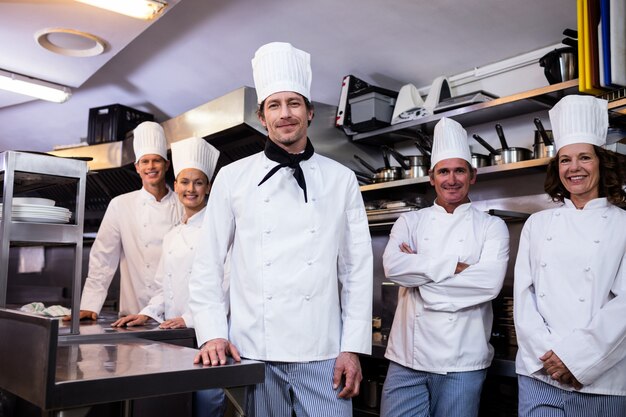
[189, 42, 373, 417]
[111, 136, 226, 417]
[514, 95, 626, 417]
[72, 121, 183, 320]
[380, 117, 510, 417]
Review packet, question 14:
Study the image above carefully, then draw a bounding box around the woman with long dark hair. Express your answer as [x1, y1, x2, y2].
[514, 95, 626, 417]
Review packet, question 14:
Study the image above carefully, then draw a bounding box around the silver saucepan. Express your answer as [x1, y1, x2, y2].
[353, 154, 402, 182]
[533, 118, 555, 159]
[385, 146, 430, 179]
[495, 123, 532, 164]
[472, 134, 502, 165]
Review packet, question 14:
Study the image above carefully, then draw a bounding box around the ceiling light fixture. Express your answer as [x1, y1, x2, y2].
[0, 69, 71, 103]
[76, 0, 168, 20]
[35, 28, 107, 58]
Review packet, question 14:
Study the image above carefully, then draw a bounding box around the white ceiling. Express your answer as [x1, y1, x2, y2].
[0, 0, 576, 152]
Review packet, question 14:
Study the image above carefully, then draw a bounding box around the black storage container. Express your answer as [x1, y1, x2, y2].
[87, 104, 154, 145]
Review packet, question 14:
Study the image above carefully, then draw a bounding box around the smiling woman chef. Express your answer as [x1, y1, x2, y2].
[514, 95, 626, 417]
[111, 136, 226, 417]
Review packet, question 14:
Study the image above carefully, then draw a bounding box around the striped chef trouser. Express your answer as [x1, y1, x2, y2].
[380, 361, 487, 417]
[518, 375, 626, 417]
[244, 359, 352, 417]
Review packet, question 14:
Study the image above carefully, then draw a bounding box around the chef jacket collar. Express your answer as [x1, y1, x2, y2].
[139, 186, 173, 202]
[563, 197, 609, 210]
[183, 206, 207, 227]
[432, 200, 472, 215]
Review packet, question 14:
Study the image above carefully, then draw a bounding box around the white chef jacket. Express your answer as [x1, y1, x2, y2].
[514, 198, 626, 396]
[140, 207, 230, 327]
[189, 151, 373, 362]
[383, 202, 509, 373]
[80, 188, 183, 316]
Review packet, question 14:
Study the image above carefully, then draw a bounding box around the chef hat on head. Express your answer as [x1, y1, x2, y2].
[549, 95, 608, 151]
[430, 117, 472, 168]
[252, 42, 312, 104]
[171, 137, 220, 180]
[133, 121, 168, 163]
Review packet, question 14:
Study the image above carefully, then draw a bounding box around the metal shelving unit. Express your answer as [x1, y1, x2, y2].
[360, 157, 551, 193]
[350, 79, 580, 145]
[0, 151, 88, 334]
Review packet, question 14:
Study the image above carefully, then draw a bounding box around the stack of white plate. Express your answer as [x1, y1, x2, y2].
[0, 197, 72, 224]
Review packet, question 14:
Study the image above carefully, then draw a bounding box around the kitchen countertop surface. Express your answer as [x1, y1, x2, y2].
[0, 308, 264, 411]
[58, 311, 197, 344]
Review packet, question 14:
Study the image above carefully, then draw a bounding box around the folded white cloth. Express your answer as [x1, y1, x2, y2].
[20, 302, 71, 317]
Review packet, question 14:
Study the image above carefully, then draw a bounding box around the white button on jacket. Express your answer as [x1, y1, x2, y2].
[514, 198, 626, 396]
[189, 152, 373, 362]
[80, 188, 183, 316]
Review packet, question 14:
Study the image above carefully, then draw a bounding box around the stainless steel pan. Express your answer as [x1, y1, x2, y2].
[495, 123, 532, 164]
[472, 134, 501, 165]
[385, 146, 430, 179]
[353, 154, 402, 183]
[533, 118, 555, 159]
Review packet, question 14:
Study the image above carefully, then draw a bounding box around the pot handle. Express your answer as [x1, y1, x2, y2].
[353, 155, 378, 173]
[381, 147, 392, 169]
[495, 124, 509, 149]
[472, 134, 501, 155]
[533, 118, 553, 146]
[383, 146, 410, 170]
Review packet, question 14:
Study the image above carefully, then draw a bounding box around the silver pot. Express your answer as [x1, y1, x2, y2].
[533, 142, 556, 159]
[385, 147, 430, 179]
[498, 147, 533, 164]
[471, 153, 490, 168]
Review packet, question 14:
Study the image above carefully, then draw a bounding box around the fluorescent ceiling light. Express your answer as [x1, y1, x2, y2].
[76, 0, 167, 20]
[0, 70, 71, 103]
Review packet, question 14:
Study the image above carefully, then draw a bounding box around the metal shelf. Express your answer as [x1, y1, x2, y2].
[1, 151, 88, 334]
[350, 79, 579, 145]
[360, 157, 550, 193]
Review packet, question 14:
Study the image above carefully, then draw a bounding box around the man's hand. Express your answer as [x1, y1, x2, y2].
[159, 317, 186, 329]
[194, 338, 241, 366]
[333, 352, 362, 399]
[399, 242, 415, 254]
[111, 314, 149, 327]
[540, 350, 583, 389]
[62, 310, 98, 322]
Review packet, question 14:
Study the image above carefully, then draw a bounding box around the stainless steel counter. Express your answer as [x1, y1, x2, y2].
[0, 309, 264, 412]
[54, 338, 262, 409]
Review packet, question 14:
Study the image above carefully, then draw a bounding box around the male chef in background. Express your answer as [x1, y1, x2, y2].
[67, 121, 183, 320]
[380, 117, 510, 417]
[189, 41, 373, 416]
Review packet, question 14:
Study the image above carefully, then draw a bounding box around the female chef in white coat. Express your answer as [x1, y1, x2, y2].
[514, 95, 626, 417]
[112, 137, 226, 417]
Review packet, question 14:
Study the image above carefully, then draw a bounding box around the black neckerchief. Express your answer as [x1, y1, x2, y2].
[258, 138, 315, 203]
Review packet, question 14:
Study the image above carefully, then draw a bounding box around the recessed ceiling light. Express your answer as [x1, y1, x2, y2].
[35, 28, 107, 58]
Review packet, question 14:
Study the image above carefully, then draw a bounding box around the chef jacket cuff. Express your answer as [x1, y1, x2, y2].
[340, 318, 372, 355]
[182, 312, 194, 328]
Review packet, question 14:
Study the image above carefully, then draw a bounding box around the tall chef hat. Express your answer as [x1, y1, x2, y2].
[252, 42, 312, 104]
[430, 117, 472, 168]
[171, 137, 220, 180]
[548, 95, 608, 151]
[133, 121, 168, 163]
